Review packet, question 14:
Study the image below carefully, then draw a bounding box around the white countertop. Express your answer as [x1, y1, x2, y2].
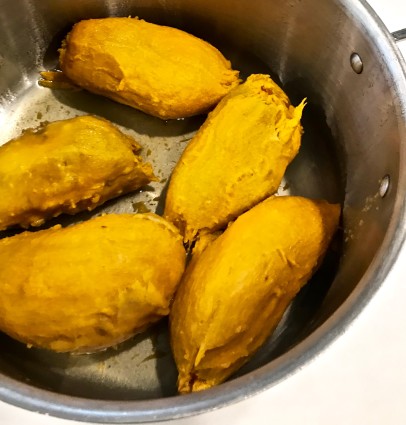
[1, 1, 406, 424]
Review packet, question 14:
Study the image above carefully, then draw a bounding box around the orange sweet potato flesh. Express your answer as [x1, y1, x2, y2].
[170, 196, 340, 393]
[59, 17, 240, 119]
[164, 74, 306, 242]
[0, 213, 186, 353]
[0, 115, 155, 231]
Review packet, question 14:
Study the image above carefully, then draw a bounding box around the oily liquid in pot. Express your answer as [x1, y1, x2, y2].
[0, 40, 342, 399]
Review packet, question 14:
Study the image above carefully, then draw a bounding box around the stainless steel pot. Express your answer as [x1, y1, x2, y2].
[0, 0, 405, 423]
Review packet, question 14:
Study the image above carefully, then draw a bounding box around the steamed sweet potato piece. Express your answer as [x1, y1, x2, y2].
[0, 213, 186, 352]
[0, 115, 155, 231]
[170, 196, 340, 393]
[164, 74, 306, 242]
[59, 17, 240, 119]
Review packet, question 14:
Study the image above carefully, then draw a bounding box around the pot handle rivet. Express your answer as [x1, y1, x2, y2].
[350, 53, 363, 74]
[379, 175, 390, 198]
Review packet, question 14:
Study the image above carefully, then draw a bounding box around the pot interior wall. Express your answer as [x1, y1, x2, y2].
[0, 0, 403, 405]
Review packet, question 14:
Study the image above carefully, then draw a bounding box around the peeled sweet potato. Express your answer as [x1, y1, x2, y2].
[170, 196, 340, 393]
[59, 17, 240, 119]
[0, 115, 155, 231]
[0, 213, 186, 352]
[164, 74, 306, 242]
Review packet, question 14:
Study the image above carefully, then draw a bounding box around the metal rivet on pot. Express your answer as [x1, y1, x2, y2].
[379, 175, 390, 198]
[350, 52, 363, 74]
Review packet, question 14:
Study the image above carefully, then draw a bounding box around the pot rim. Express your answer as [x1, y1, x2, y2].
[1, 0, 406, 423]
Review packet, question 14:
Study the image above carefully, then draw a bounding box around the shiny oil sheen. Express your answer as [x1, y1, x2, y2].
[0, 0, 405, 423]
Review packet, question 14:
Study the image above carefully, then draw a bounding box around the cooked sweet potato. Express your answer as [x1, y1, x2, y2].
[0, 213, 186, 352]
[0, 115, 155, 231]
[164, 74, 306, 242]
[59, 17, 240, 119]
[170, 196, 340, 393]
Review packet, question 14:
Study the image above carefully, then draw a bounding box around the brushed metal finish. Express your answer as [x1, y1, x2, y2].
[0, 0, 405, 423]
